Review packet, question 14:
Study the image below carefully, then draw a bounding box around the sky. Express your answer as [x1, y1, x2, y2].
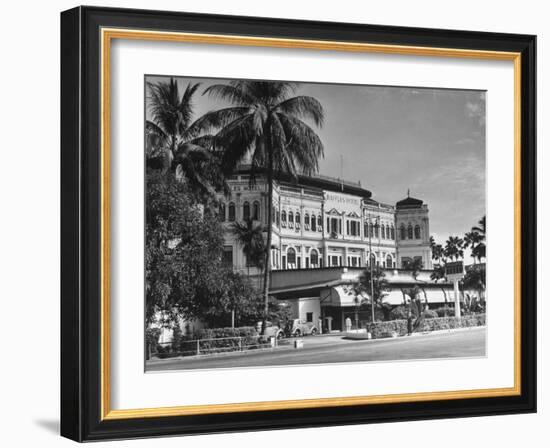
[146, 75, 486, 247]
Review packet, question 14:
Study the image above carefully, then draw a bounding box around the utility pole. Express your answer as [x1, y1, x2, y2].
[367, 213, 380, 324]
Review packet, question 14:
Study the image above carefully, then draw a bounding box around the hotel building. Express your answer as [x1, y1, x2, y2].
[218, 167, 433, 275]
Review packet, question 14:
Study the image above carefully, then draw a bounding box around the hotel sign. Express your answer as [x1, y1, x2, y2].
[324, 192, 361, 214]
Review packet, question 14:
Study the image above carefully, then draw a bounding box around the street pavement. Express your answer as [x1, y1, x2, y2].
[146, 326, 486, 371]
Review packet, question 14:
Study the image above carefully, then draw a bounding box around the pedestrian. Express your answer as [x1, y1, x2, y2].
[345, 316, 352, 332]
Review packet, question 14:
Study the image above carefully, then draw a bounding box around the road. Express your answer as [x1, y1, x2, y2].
[146, 327, 486, 372]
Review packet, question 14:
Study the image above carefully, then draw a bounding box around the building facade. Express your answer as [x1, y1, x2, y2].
[218, 168, 433, 275]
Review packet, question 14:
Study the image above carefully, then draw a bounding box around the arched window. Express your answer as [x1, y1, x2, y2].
[391, 226, 395, 240]
[288, 211, 294, 228]
[287, 247, 296, 267]
[304, 214, 310, 230]
[310, 249, 319, 267]
[311, 214, 316, 231]
[276, 210, 280, 226]
[253, 201, 260, 220]
[414, 225, 421, 239]
[381, 225, 385, 239]
[228, 203, 236, 222]
[243, 202, 250, 221]
[272, 205, 276, 224]
[407, 224, 413, 239]
[219, 203, 226, 222]
[386, 254, 393, 268]
[369, 222, 374, 238]
[295, 212, 301, 229]
[281, 210, 287, 227]
[317, 215, 322, 231]
[400, 224, 406, 240]
[374, 222, 379, 238]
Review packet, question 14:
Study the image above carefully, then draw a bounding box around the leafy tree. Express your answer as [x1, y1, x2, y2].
[354, 266, 390, 322]
[196, 80, 325, 332]
[199, 271, 260, 328]
[145, 170, 253, 328]
[461, 267, 486, 313]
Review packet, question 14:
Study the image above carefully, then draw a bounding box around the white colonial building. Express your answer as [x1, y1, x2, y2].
[218, 166, 432, 275]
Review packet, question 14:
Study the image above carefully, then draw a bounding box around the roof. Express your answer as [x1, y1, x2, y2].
[234, 165, 372, 199]
[396, 196, 424, 209]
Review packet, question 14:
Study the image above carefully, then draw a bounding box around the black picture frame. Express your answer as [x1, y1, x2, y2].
[61, 5, 536, 442]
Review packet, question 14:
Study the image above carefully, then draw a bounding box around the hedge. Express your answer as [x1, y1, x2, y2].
[171, 326, 261, 357]
[367, 314, 486, 339]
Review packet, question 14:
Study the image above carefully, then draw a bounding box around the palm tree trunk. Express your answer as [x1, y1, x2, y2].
[262, 151, 274, 335]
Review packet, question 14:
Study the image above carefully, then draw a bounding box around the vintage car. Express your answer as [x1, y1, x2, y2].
[256, 321, 285, 340]
[288, 319, 318, 337]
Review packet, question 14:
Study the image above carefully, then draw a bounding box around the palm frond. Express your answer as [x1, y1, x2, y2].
[276, 113, 324, 176]
[190, 107, 250, 135]
[275, 96, 325, 127]
[203, 84, 255, 105]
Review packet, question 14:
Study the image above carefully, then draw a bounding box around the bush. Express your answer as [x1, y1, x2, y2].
[423, 309, 439, 319]
[175, 326, 261, 356]
[389, 306, 409, 320]
[367, 320, 409, 338]
[435, 306, 455, 317]
[367, 314, 486, 339]
[420, 314, 485, 332]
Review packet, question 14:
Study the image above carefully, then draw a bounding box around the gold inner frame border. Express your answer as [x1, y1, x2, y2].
[99, 27, 522, 421]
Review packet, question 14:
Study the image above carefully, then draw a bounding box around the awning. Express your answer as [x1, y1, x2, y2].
[383, 288, 453, 306]
[323, 287, 454, 307]
[324, 285, 364, 307]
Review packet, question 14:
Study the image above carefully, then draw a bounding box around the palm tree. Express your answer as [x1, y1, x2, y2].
[403, 257, 423, 281]
[464, 230, 483, 263]
[402, 258, 428, 303]
[470, 215, 486, 261]
[430, 264, 449, 313]
[444, 236, 464, 261]
[146, 78, 222, 198]
[430, 236, 444, 264]
[197, 80, 324, 332]
[354, 266, 390, 323]
[230, 219, 266, 277]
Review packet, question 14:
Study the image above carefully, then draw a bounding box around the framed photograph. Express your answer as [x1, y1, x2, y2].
[60, 6, 536, 441]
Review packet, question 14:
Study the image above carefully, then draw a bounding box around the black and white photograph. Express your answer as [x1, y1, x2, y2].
[144, 76, 487, 372]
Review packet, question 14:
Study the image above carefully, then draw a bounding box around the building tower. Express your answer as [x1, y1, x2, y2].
[395, 194, 432, 269]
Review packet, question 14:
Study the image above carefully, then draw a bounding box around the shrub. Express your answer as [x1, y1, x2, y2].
[367, 320, 409, 338]
[175, 326, 261, 356]
[435, 306, 455, 317]
[389, 306, 409, 320]
[367, 314, 486, 339]
[423, 309, 439, 319]
[417, 314, 486, 332]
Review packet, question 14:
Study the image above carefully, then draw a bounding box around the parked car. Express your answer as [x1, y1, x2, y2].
[257, 321, 285, 340]
[288, 319, 318, 337]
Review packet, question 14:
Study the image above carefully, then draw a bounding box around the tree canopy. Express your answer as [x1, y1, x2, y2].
[145, 170, 256, 327]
